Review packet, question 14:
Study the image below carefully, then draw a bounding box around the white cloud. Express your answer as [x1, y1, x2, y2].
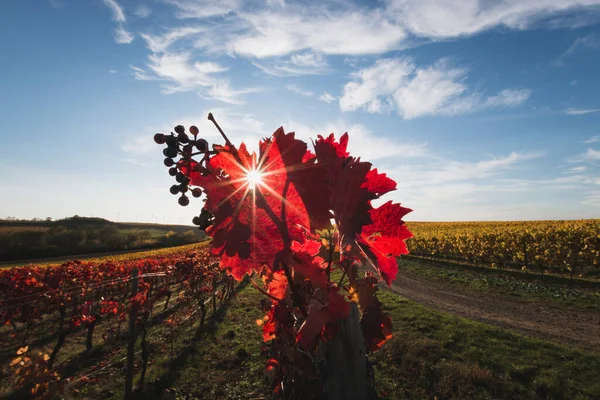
[132, 52, 226, 90]
[109, 69, 118, 74]
[165, 0, 241, 19]
[325, 123, 428, 162]
[484, 89, 532, 108]
[116, 0, 600, 72]
[584, 135, 600, 143]
[285, 84, 314, 97]
[582, 191, 600, 207]
[566, 166, 587, 173]
[266, 0, 286, 7]
[286, 119, 429, 162]
[131, 52, 259, 104]
[216, 1, 600, 61]
[102, 0, 126, 22]
[228, 7, 406, 58]
[203, 82, 261, 105]
[140, 27, 206, 53]
[582, 148, 600, 161]
[554, 34, 599, 66]
[134, 5, 152, 18]
[385, 0, 600, 39]
[252, 52, 329, 76]
[290, 52, 327, 69]
[114, 25, 134, 44]
[319, 92, 336, 103]
[565, 108, 600, 115]
[390, 152, 542, 186]
[340, 58, 530, 119]
[340, 58, 414, 114]
[381, 151, 551, 220]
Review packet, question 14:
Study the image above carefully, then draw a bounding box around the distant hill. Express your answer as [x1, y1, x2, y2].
[0, 216, 207, 262]
[0, 216, 205, 236]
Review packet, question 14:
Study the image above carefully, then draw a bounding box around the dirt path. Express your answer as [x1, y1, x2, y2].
[390, 270, 600, 353]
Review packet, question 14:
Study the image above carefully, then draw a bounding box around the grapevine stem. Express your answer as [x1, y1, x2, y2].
[326, 230, 334, 279]
[337, 260, 349, 288]
[207, 113, 233, 147]
[250, 278, 282, 302]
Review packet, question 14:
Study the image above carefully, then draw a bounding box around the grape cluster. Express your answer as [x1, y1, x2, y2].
[154, 125, 209, 208]
[155, 119, 220, 231]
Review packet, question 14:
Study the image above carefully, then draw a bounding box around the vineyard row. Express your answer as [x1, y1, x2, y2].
[407, 220, 600, 278]
[0, 247, 235, 397]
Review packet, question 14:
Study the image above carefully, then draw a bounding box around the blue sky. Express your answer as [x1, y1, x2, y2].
[1, 0, 599, 224]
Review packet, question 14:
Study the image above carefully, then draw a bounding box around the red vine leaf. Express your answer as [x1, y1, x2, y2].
[361, 298, 393, 352]
[266, 270, 288, 301]
[359, 201, 413, 285]
[182, 129, 332, 280]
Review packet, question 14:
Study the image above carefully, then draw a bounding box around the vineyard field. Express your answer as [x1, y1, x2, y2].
[0, 242, 209, 269]
[0, 244, 236, 398]
[1, 242, 600, 398]
[407, 219, 600, 279]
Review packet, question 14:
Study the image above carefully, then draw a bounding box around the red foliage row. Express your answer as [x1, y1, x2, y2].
[1, 249, 218, 327]
[0, 248, 223, 365]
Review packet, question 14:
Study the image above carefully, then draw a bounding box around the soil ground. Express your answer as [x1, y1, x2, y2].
[391, 269, 600, 352]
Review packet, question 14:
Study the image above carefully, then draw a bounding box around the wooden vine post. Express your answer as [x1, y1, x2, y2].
[318, 303, 373, 400]
[124, 268, 139, 400]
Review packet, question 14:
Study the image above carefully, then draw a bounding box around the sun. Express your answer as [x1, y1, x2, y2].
[244, 168, 264, 190]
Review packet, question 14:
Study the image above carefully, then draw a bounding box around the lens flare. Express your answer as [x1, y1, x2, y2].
[245, 168, 264, 190]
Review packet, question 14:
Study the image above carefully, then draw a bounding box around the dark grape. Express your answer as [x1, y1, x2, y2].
[168, 167, 178, 176]
[179, 184, 188, 193]
[198, 209, 214, 230]
[169, 185, 180, 195]
[178, 195, 189, 206]
[195, 138, 209, 152]
[181, 176, 190, 186]
[175, 172, 184, 183]
[153, 133, 166, 144]
[178, 132, 189, 143]
[165, 136, 178, 147]
[174, 125, 185, 135]
[191, 188, 202, 198]
[164, 147, 178, 158]
[164, 158, 175, 167]
[190, 125, 199, 136]
[182, 145, 193, 155]
[192, 216, 201, 225]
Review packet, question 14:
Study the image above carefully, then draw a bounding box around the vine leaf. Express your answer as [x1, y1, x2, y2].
[182, 129, 332, 280]
[314, 133, 412, 285]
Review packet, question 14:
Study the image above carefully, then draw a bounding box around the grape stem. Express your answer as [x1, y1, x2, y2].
[208, 113, 233, 147]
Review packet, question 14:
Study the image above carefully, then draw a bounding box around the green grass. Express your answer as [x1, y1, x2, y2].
[151, 283, 270, 399]
[405, 255, 600, 287]
[373, 288, 600, 399]
[137, 279, 600, 400]
[151, 278, 600, 400]
[399, 257, 600, 310]
[65, 281, 272, 400]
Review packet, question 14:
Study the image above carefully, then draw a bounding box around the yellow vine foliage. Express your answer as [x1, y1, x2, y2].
[406, 219, 600, 277]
